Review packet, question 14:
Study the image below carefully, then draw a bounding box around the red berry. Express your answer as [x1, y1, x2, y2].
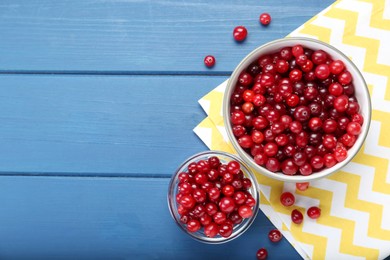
[280, 192, 295, 207]
[333, 95, 349, 112]
[329, 60, 345, 74]
[346, 122, 362, 135]
[259, 13, 271, 25]
[312, 50, 328, 65]
[315, 64, 330, 80]
[233, 26, 248, 41]
[307, 206, 321, 219]
[256, 248, 268, 260]
[299, 163, 313, 176]
[268, 229, 282, 242]
[219, 222, 233, 238]
[204, 223, 219, 238]
[204, 55, 216, 68]
[187, 219, 201, 232]
[338, 71, 352, 85]
[291, 209, 304, 224]
[308, 117, 323, 131]
[281, 159, 298, 175]
[179, 194, 196, 209]
[328, 82, 344, 96]
[213, 211, 227, 225]
[324, 153, 337, 168]
[219, 197, 236, 213]
[334, 146, 348, 162]
[296, 182, 309, 191]
[238, 205, 254, 218]
[292, 45, 304, 57]
[205, 202, 218, 216]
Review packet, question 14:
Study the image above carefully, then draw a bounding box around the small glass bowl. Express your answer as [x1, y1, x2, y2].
[167, 150, 259, 244]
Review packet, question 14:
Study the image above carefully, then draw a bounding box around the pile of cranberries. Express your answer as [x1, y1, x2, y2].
[230, 45, 364, 176]
[175, 156, 256, 238]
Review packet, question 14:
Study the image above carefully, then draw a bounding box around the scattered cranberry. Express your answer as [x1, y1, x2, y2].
[230, 45, 362, 176]
[307, 206, 321, 219]
[296, 182, 309, 191]
[204, 55, 216, 68]
[259, 13, 271, 26]
[280, 192, 295, 207]
[268, 229, 282, 242]
[291, 209, 304, 224]
[256, 248, 268, 260]
[233, 26, 248, 42]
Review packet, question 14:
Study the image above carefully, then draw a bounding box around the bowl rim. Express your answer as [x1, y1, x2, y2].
[223, 37, 372, 182]
[167, 150, 260, 244]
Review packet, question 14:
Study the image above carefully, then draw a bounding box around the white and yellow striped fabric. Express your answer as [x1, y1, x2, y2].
[193, 0, 390, 259]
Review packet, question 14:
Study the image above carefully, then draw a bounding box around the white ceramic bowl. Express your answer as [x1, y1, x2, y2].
[223, 37, 371, 182]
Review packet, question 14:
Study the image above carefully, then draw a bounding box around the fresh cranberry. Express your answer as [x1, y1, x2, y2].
[219, 222, 233, 238]
[204, 55, 216, 68]
[324, 153, 337, 168]
[299, 163, 313, 175]
[310, 155, 324, 170]
[208, 156, 220, 169]
[280, 192, 295, 207]
[334, 146, 348, 162]
[323, 119, 338, 133]
[229, 212, 243, 225]
[259, 13, 271, 25]
[338, 71, 352, 85]
[238, 205, 253, 218]
[315, 64, 330, 80]
[281, 159, 298, 175]
[323, 134, 337, 150]
[329, 60, 345, 74]
[264, 142, 278, 157]
[268, 229, 282, 242]
[219, 197, 236, 213]
[307, 206, 321, 219]
[233, 191, 247, 205]
[294, 106, 311, 121]
[291, 209, 303, 224]
[238, 135, 253, 149]
[296, 182, 309, 191]
[246, 196, 256, 207]
[347, 122, 361, 135]
[178, 194, 196, 209]
[256, 248, 268, 260]
[292, 45, 304, 57]
[213, 211, 227, 225]
[187, 219, 201, 232]
[205, 203, 218, 216]
[233, 26, 247, 42]
[312, 50, 328, 65]
[204, 223, 219, 238]
[308, 117, 322, 131]
[333, 95, 349, 112]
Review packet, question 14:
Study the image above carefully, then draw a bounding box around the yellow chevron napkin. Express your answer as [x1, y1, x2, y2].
[193, 0, 390, 259]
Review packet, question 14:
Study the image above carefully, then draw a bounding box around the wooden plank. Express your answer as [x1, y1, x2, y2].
[0, 176, 300, 259]
[0, 75, 226, 176]
[0, 0, 334, 72]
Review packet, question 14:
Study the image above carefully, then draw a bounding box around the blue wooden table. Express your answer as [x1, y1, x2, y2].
[0, 1, 335, 259]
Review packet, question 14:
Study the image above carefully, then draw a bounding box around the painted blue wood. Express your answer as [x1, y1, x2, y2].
[0, 176, 300, 259]
[0, 75, 228, 176]
[0, 0, 334, 73]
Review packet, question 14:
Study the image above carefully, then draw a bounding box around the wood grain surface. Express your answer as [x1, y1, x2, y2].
[0, 0, 337, 259]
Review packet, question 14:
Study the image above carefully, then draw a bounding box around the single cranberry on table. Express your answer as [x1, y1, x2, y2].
[280, 192, 295, 207]
[256, 248, 268, 260]
[268, 229, 282, 242]
[204, 55, 216, 68]
[291, 209, 304, 224]
[233, 26, 248, 42]
[259, 13, 271, 25]
[307, 206, 321, 219]
[296, 182, 309, 191]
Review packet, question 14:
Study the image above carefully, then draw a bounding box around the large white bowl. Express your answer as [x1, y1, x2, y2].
[223, 37, 371, 182]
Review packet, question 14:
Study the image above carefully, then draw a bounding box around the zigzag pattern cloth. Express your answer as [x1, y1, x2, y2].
[193, 0, 390, 259]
